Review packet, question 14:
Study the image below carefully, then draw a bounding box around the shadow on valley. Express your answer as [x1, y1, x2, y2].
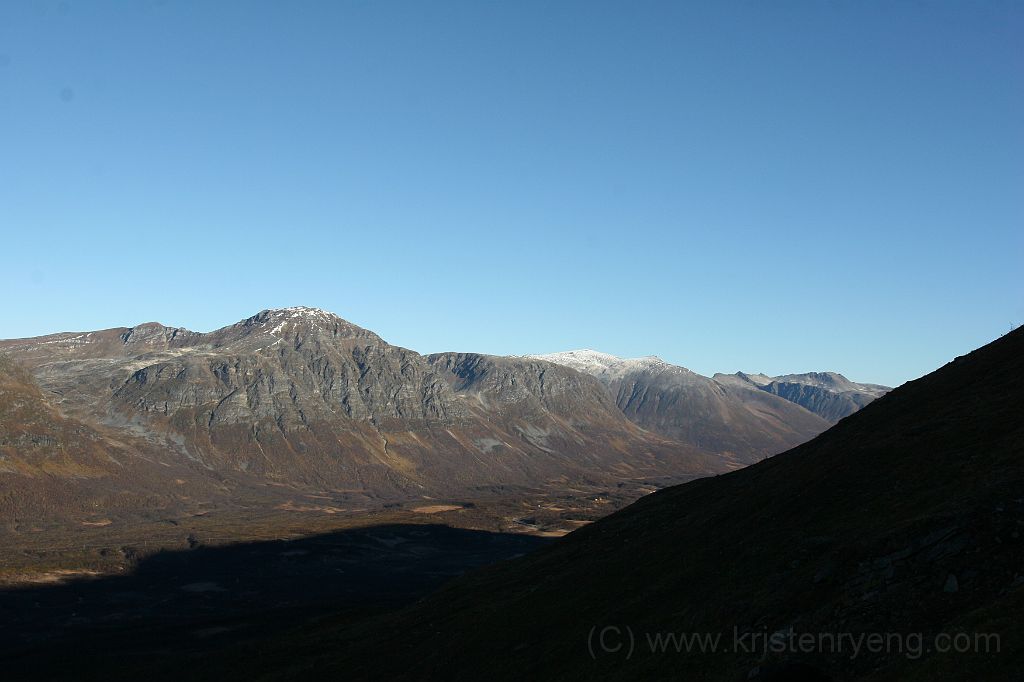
[0, 523, 552, 681]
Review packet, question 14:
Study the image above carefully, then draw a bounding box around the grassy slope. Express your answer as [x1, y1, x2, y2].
[241, 328, 1024, 681]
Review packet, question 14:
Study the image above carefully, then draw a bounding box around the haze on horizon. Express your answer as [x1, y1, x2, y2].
[1, 1, 1021, 387]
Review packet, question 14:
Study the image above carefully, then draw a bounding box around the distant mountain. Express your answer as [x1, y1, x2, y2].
[0, 309, 890, 524]
[0, 309, 732, 520]
[296, 329, 1024, 682]
[532, 350, 833, 463]
[715, 370, 890, 422]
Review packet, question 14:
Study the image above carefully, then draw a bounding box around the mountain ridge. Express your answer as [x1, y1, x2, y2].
[0, 310, 737, 522]
[715, 369, 890, 422]
[279, 327, 1024, 681]
[0, 309, 886, 524]
[531, 348, 858, 462]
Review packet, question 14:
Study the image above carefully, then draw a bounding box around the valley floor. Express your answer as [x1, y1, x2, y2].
[0, 482, 660, 681]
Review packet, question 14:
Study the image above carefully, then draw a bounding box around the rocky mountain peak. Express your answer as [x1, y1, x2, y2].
[528, 349, 688, 382]
[773, 371, 851, 390]
[715, 370, 892, 422]
[260, 306, 337, 320]
[731, 371, 773, 386]
[119, 322, 197, 347]
[246, 306, 344, 327]
[211, 307, 382, 346]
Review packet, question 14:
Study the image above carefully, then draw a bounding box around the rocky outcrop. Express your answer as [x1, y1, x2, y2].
[0, 354, 228, 519]
[532, 350, 832, 463]
[715, 370, 890, 422]
[0, 309, 735, 518]
[311, 328, 1024, 682]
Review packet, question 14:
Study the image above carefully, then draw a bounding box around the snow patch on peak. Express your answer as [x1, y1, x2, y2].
[771, 371, 889, 396]
[237, 307, 349, 338]
[262, 306, 337, 320]
[717, 370, 889, 396]
[534, 349, 621, 369]
[528, 349, 687, 381]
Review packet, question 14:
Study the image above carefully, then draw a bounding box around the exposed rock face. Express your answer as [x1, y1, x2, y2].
[0, 355, 123, 481]
[424, 352, 724, 475]
[311, 329, 1024, 682]
[0, 355, 226, 519]
[532, 350, 832, 463]
[714, 370, 890, 422]
[428, 352, 627, 425]
[0, 309, 734, 518]
[1, 309, 887, 520]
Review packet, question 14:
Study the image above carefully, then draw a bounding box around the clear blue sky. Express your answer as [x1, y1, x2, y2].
[1, 1, 1021, 386]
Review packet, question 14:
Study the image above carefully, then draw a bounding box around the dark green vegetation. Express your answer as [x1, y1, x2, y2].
[197, 328, 1021, 681]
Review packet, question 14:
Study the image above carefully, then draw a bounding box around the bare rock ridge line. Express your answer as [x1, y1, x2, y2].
[302, 328, 1023, 682]
[0, 307, 887, 520]
[0, 308, 718, 520]
[714, 368, 890, 422]
[531, 349, 889, 463]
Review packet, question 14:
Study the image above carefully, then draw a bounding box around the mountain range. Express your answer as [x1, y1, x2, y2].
[0, 308, 887, 522]
[714, 369, 890, 422]
[531, 349, 884, 463]
[236, 328, 1024, 682]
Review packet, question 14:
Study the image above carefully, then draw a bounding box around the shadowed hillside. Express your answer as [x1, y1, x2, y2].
[0, 524, 551, 681]
[253, 328, 1023, 681]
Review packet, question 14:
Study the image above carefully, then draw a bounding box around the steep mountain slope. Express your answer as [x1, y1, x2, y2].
[0, 355, 227, 521]
[424, 353, 729, 477]
[533, 350, 831, 463]
[0, 309, 733, 521]
[715, 370, 890, 422]
[296, 329, 1024, 681]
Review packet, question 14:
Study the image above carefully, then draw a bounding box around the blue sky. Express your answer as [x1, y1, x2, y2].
[1, 1, 1020, 386]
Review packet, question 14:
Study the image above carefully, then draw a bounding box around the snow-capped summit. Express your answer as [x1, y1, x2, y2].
[215, 307, 380, 344]
[260, 306, 338, 321]
[528, 349, 688, 382]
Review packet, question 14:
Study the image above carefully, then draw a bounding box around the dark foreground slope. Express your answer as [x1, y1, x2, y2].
[259, 328, 1024, 681]
[0, 522, 553, 681]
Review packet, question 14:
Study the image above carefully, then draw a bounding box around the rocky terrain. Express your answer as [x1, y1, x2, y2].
[3, 307, 888, 530]
[0, 354, 231, 522]
[532, 349, 880, 463]
[0, 308, 886, 592]
[1, 309, 742, 528]
[715, 370, 890, 422]
[2, 308, 988, 682]
[262, 328, 1019, 681]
